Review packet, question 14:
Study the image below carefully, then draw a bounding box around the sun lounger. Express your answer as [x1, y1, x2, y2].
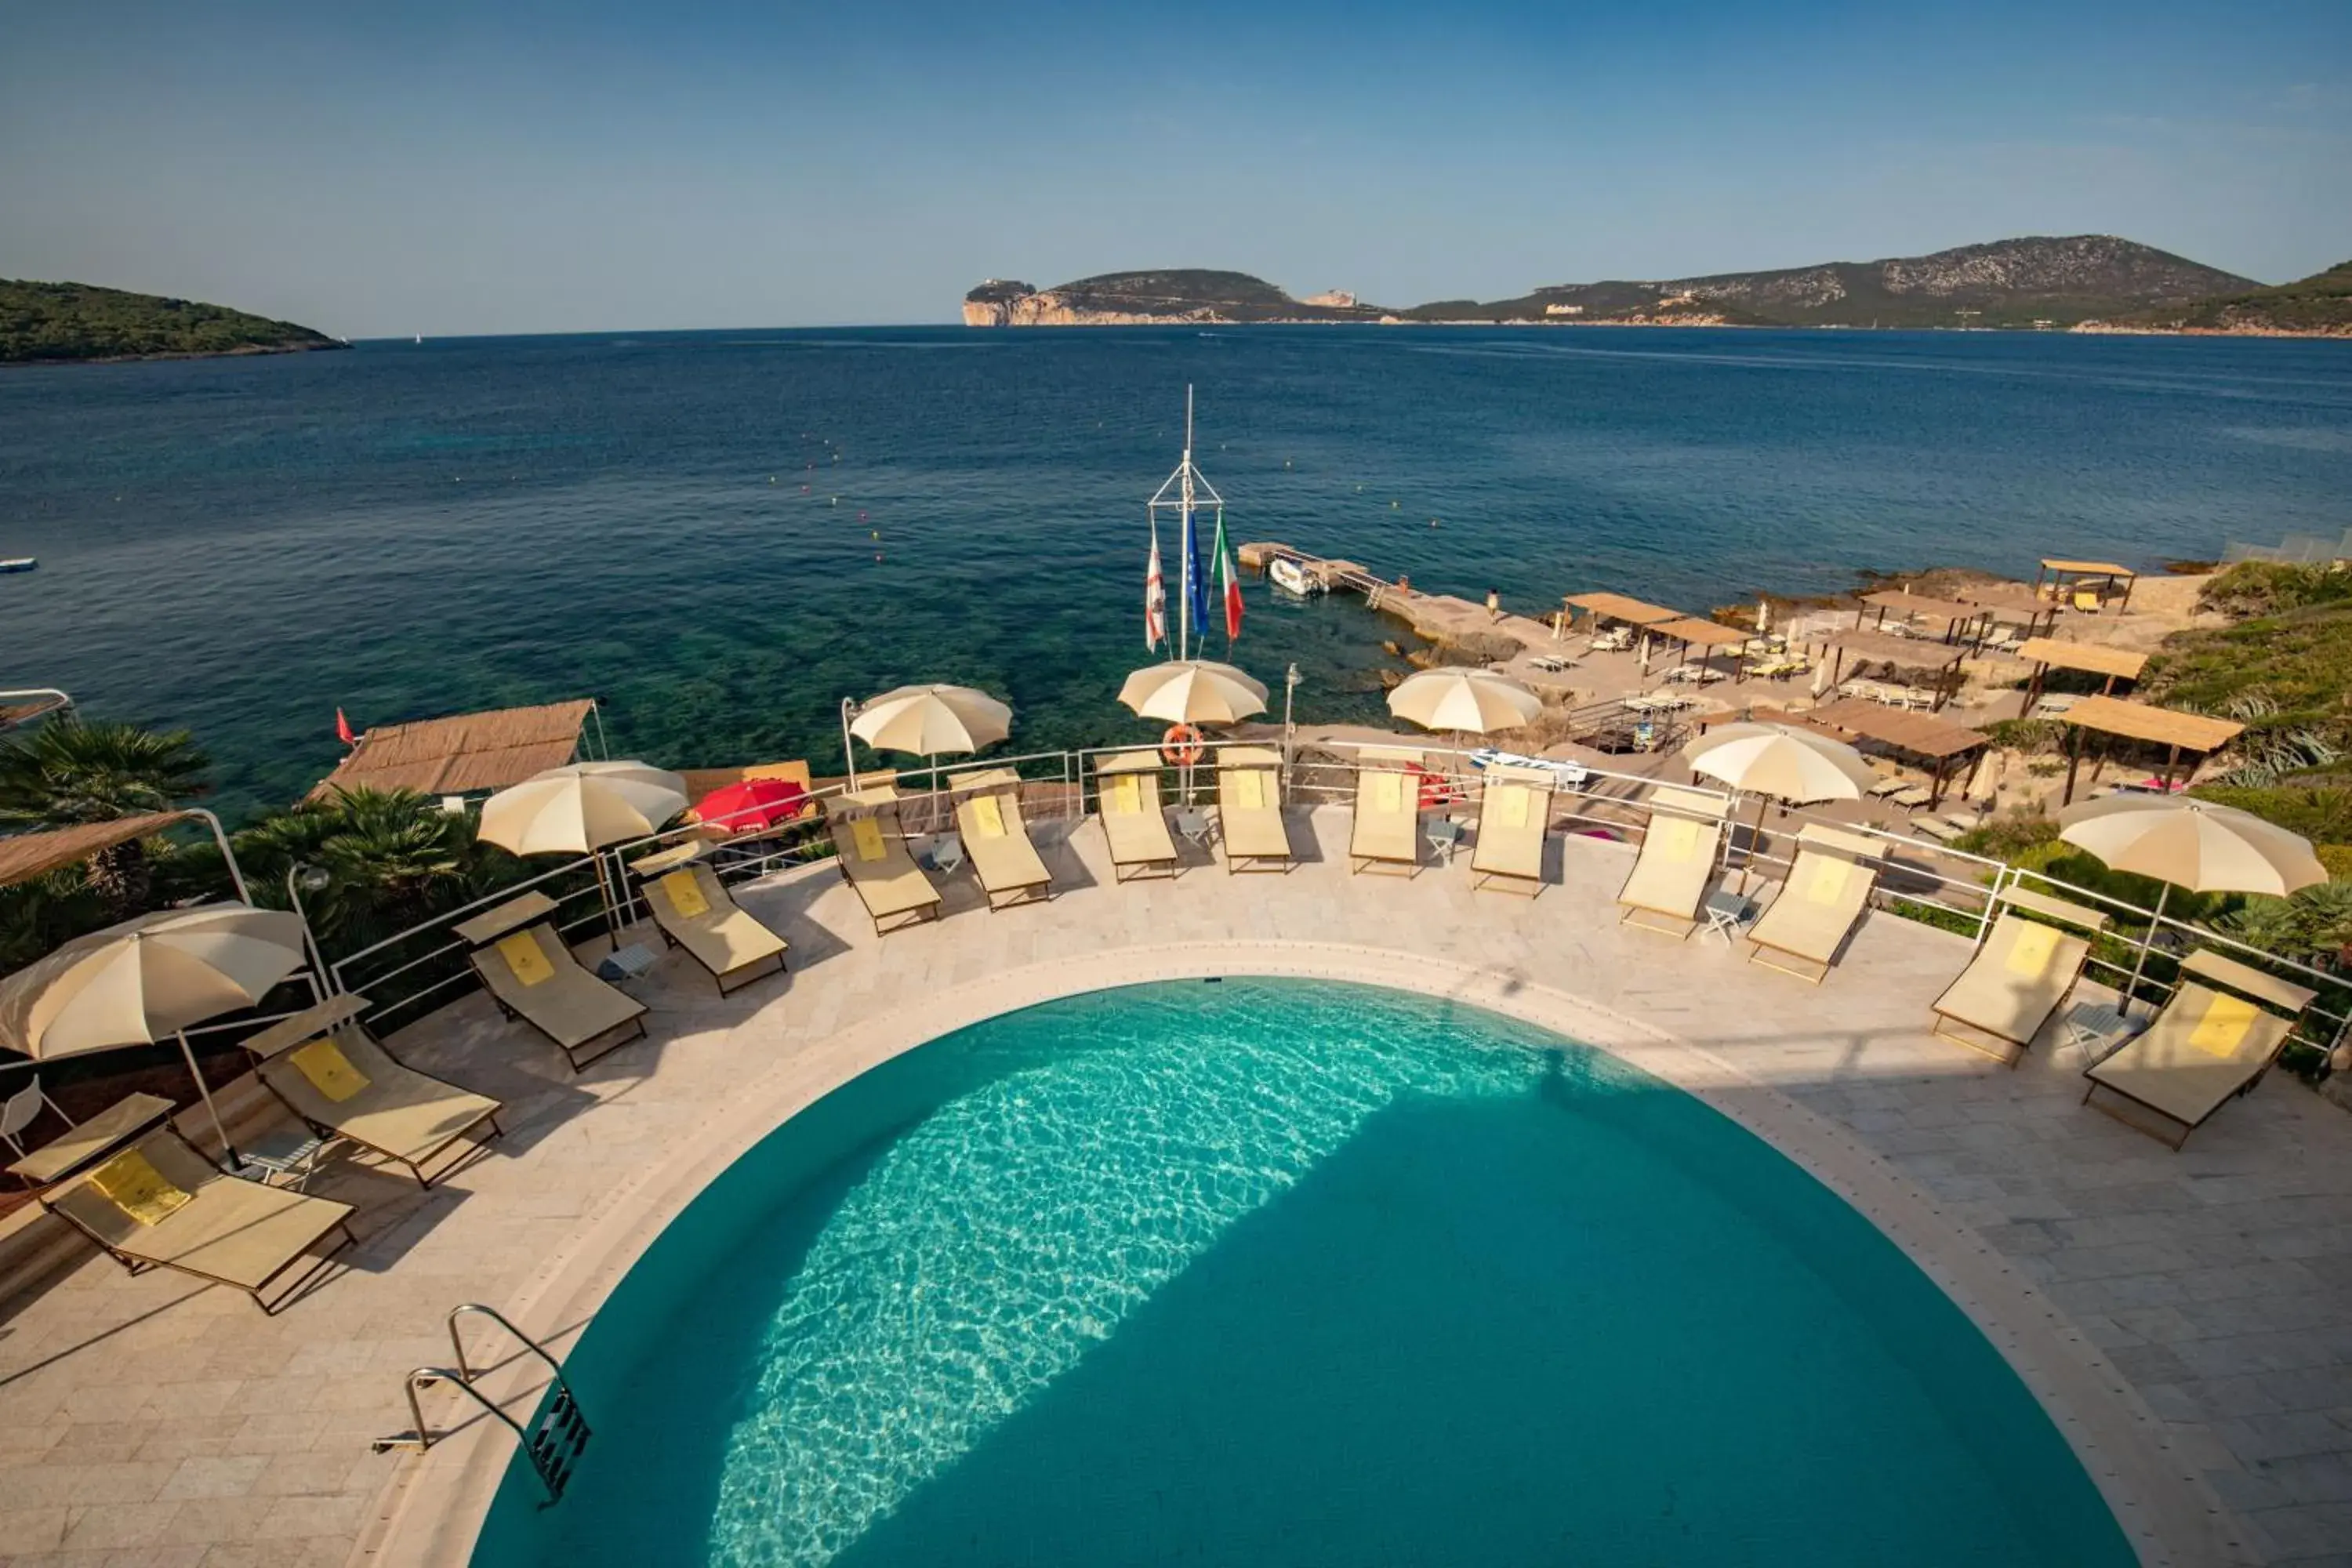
[949, 768, 1054, 910]
[1617, 786, 1729, 938]
[2082, 951, 2317, 1149]
[1886, 786, 1932, 808]
[824, 799, 944, 935]
[1747, 825, 1881, 982]
[1469, 764, 1553, 896]
[1349, 746, 1425, 877]
[1216, 747, 1294, 873]
[637, 855, 789, 993]
[1929, 890, 2110, 1065]
[239, 993, 503, 1186]
[458, 892, 649, 1072]
[1911, 816, 1965, 843]
[1865, 776, 1910, 799]
[42, 1125, 356, 1313]
[1094, 752, 1179, 881]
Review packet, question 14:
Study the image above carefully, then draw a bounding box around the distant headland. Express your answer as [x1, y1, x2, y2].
[0, 279, 343, 365]
[966, 237, 2350, 336]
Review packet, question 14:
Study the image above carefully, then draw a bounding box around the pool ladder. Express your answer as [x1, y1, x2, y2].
[372, 1303, 593, 1507]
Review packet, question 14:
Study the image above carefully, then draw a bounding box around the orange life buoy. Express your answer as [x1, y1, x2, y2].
[1161, 724, 1206, 767]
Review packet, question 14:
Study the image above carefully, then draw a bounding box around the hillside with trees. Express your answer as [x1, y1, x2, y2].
[0, 279, 343, 364]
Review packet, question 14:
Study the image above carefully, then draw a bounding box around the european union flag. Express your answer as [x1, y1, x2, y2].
[1184, 506, 1210, 650]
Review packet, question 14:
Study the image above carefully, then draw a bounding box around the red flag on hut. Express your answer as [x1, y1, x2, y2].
[335, 709, 358, 747]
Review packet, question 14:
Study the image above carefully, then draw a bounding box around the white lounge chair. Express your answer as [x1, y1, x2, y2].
[1747, 825, 1881, 983]
[2082, 951, 2317, 1149]
[458, 892, 649, 1072]
[637, 855, 789, 994]
[1216, 747, 1294, 873]
[1929, 890, 2109, 1065]
[824, 796, 945, 935]
[1616, 786, 1728, 938]
[950, 768, 1054, 911]
[1095, 752, 1179, 880]
[1348, 746, 1425, 877]
[1469, 764, 1553, 896]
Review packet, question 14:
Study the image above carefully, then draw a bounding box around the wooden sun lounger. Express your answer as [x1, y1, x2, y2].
[1349, 746, 1424, 877]
[240, 993, 503, 1187]
[2082, 951, 2318, 1149]
[824, 801, 944, 935]
[1617, 786, 1727, 938]
[43, 1126, 356, 1314]
[1095, 752, 1178, 881]
[951, 769, 1054, 911]
[458, 893, 649, 1073]
[1469, 765, 1553, 896]
[1929, 890, 2109, 1065]
[639, 858, 789, 994]
[1747, 825, 1880, 983]
[1216, 747, 1294, 873]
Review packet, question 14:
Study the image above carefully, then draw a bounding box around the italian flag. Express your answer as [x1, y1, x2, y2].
[1212, 510, 1243, 642]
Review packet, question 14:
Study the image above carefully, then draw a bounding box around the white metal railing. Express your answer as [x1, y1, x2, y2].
[313, 740, 2351, 1067]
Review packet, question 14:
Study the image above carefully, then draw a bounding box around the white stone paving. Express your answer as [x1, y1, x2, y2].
[0, 807, 2346, 1567]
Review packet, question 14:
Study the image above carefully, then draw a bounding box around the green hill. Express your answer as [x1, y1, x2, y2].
[2105, 261, 2352, 336]
[0, 279, 343, 365]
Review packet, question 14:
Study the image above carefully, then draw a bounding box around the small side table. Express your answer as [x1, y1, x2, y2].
[1173, 810, 1213, 850]
[919, 832, 965, 875]
[2063, 1002, 2139, 1063]
[1700, 891, 1756, 947]
[233, 1124, 336, 1191]
[1425, 818, 1466, 864]
[596, 943, 660, 985]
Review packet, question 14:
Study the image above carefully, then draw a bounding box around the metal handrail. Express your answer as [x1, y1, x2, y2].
[368, 1305, 594, 1504]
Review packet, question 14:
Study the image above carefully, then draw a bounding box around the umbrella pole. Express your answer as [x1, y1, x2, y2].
[1737, 793, 1768, 897]
[176, 1030, 235, 1163]
[2124, 883, 2171, 1017]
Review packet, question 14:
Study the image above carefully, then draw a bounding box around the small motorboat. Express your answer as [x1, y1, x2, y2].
[0, 557, 35, 575]
[1269, 557, 1324, 596]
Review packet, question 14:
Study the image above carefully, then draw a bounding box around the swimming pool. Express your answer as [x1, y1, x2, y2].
[470, 978, 2132, 1566]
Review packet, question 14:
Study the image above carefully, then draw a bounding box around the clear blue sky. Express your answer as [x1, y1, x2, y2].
[4, 0, 2346, 336]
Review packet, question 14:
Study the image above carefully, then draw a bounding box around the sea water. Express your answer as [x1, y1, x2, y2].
[3, 326, 2347, 818]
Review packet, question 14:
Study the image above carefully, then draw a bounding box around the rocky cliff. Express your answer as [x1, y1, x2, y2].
[2082, 260, 2352, 338]
[964, 270, 1385, 326]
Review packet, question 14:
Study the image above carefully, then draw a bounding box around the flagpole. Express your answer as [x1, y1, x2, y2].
[1179, 385, 1195, 662]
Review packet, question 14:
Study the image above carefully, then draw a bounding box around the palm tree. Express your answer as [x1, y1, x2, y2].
[0, 720, 210, 916]
[234, 788, 506, 956]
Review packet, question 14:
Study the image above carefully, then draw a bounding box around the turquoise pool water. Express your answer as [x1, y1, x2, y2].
[471, 980, 2132, 1566]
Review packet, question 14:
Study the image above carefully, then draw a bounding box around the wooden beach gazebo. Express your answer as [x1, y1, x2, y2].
[1653, 616, 1753, 684]
[1793, 627, 1969, 712]
[1765, 699, 1989, 808]
[310, 699, 603, 804]
[2034, 558, 2138, 614]
[2016, 638, 2148, 710]
[1857, 590, 1987, 647]
[1952, 583, 2060, 641]
[1561, 591, 1682, 633]
[2055, 697, 2242, 805]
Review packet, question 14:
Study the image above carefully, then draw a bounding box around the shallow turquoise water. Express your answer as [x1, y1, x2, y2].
[470, 980, 2132, 1566]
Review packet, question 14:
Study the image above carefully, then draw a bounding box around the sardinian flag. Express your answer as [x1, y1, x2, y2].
[1212, 509, 1242, 641]
[1145, 528, 1167, 651]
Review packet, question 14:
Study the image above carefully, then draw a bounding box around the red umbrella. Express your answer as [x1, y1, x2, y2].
[688, 778, 811, 834]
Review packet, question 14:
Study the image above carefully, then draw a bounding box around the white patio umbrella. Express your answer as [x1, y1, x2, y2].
[477, 760, 688, 856]
[1756, 597, 1772, 637]
[0, 905, 310, 1156]
[2060, 796, 2328, 1013]
[1386, 668, 1542, 737]
[1118, 660, 1269, 726]
[1684, 722, 1875, 893]
[478, 761, 688, 951]
[845, 684, 1012, 792]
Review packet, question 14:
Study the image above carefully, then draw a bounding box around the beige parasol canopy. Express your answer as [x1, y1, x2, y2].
[1685, 722, 1875, 804]
[477, 760, 688, 856]
[1119, 660, 1269, 725]
[2058, 796, 2326, 896]
[1386, 668, 1542, 735]
[849, 684, 1013, 757]
[0, 905, 310, 1152]
[1685, 723, 1875, 895]
[2059, 795, 2326, 1013]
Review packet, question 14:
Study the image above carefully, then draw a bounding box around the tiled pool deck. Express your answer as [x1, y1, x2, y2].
[1, 807, 2348, 1566]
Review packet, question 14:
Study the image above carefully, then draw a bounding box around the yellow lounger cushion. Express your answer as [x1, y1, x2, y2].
[659, 869, 710, 918]
[2005, 921, 2062, 977]
[971, 795, 1007, 838]
[1369, 771, 1404, 812]
[1806, 858, 1848, 904]
[1109, 775, 1141, 815]
[1232, 771, 1266, 810]
[1656, 816, 1700, 863]
[2189, 993, 2259, 1058]
[289, 1038, 369, 1102]
[1494, 785, 1529, 829]
[850, 817, 886, 862]
[89, 1149, 191, 1226]
[497, 931, 554, 987]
